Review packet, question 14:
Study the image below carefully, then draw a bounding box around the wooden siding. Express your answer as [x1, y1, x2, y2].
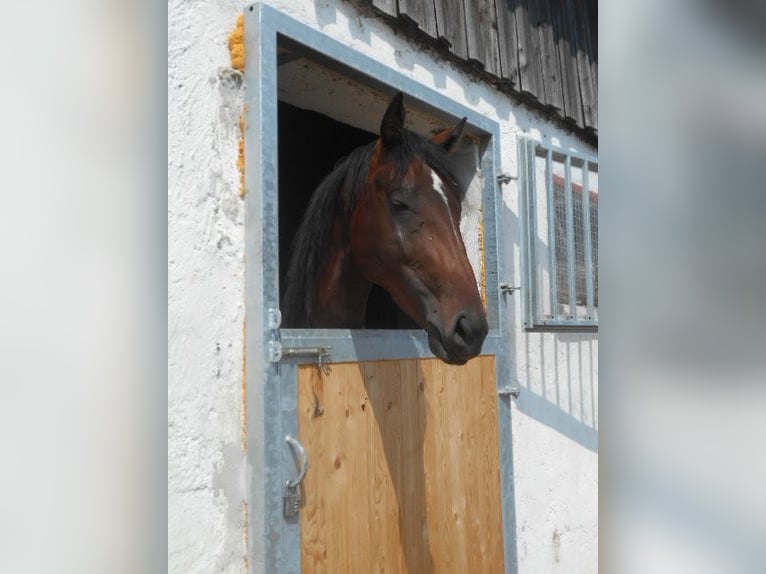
[298, 356, 504, 573]
[365, 0, 598, 135]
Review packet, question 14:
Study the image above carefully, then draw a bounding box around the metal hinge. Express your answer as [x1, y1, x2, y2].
[498, 385, 521, 399]
[496, 173, 517, 185]
[268, 340, 283, 362]
[267, 308, 282, 330]
[266, 307, 283, 362]
[500, 283, 521, 295]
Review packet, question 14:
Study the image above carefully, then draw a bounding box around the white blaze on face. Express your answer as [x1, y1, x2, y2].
[431, 169, 459, 240]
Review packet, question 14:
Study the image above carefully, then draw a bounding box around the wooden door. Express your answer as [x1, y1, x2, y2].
[298, 356, 505, 573]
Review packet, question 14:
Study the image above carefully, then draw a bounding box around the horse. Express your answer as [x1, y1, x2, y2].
[282, 92, 488, 365]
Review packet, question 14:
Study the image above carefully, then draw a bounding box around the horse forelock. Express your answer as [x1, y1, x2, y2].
[391, 131, 465, 201]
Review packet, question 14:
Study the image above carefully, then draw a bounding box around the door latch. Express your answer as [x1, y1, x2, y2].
[270, 345, 332, 371]
[283, 435, 308, 518]
[499, 283, 521, 295]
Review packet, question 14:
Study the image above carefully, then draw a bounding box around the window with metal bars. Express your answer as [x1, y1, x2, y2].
[518, 136, 598, 330]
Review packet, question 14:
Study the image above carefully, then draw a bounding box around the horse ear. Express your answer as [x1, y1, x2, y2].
[430, 117, 467, 152]
[380, 92, 405, 148]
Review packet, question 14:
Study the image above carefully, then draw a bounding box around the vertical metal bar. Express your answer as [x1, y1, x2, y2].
[582, 162, 595, 319]
[490, 128, 518, 574]
[244, 5, 281, 574]
[564, 155, 576, 318]
[526, 139, 539, 325]
[481, 143, 500, 332]
[494, 348, 519, 574]
[545, 148, 558, 319]
[280, 363, 300, 525]
[517, 136, 531, 328]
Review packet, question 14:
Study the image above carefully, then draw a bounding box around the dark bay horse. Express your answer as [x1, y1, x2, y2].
[283, 93, 488, 364]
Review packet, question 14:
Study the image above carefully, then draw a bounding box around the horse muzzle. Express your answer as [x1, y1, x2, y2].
[427, 309, 488, 365]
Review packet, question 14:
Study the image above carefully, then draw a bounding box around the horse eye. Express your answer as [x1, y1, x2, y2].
[390, 199, 410, 213]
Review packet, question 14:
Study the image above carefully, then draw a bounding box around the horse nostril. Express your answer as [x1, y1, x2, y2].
[447, 311, 489, 359]
[454, 314, 471, 343]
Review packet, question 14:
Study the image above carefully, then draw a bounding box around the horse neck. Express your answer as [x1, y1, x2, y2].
[310, 209, 371, 328]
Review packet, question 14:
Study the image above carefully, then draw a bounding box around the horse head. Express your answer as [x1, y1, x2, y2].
[349, 93, 488, 364]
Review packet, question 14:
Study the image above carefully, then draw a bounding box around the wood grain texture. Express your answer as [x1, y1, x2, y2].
[434, 0, 469, 60]
[555, 0, 585, 126]
[537, 0, 564, 111]
[399, 0, 439, 38]
[371, 0, 398, 18]
[574, 0, 597, 130]
[299, 356, 504, 573]
[463, 0, 502, 76]
[515, 0, 543, 100]
[495, 0, 521, 88]
[364, 0, 597, 134]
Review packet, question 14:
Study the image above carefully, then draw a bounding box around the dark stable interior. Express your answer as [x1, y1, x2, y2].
[278, 101, 417, 329]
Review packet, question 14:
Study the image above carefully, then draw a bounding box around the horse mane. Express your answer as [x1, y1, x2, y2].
[282, 130, 465, 327]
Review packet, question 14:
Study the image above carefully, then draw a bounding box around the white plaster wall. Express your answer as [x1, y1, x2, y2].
[168, 1, 597, 572]
[168, 1, 248, 572]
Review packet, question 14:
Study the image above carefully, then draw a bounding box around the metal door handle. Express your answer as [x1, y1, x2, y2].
[285, 435, 308, 488]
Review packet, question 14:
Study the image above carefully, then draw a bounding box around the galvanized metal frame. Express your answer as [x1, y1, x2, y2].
[545, 147, 558, 317]
[518, 134, 598, 330]
[517, 137, 532, 329]
[582, 164, 595, 318]
[245, 3, 516, 573]
[564, 155, 577, 317]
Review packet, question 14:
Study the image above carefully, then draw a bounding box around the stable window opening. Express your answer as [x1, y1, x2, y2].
[277, 38, 486, 330]
[519, 136, 598, 330]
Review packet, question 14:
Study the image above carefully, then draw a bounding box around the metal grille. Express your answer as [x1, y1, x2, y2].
[519, 136, 598, 329]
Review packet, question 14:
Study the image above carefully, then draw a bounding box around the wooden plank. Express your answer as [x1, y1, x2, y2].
[398, 359, 431, 573]
[588, 0, 598, 90]
[515, 0, 543, 100]
[575, 0, 597, 130]
[495, 0, 520, 88]
[299, 356, 504, 573]
[371, 0, 398, 18]
[399, 0, 439, 38]
[433, 0, 469, 60]
[552, 0, 584, 126]
[537, 0, 564, 111]
[364, 360, 406, 572]
[463, 0, 502, 76]
[564, 0, 588, 129]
